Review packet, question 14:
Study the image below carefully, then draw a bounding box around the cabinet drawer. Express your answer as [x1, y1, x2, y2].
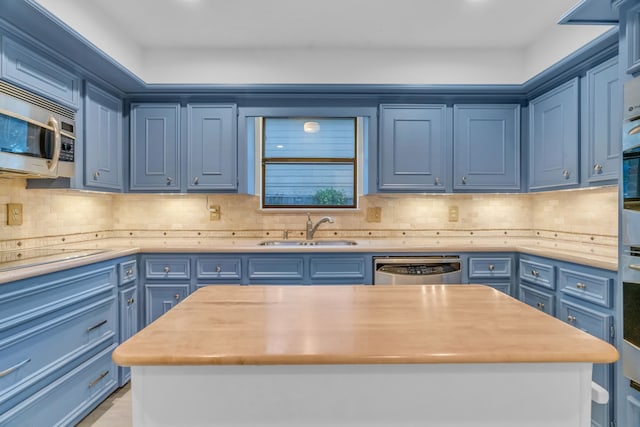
[560, 299, 612, 342]
[519, 259, 555, 289]
[476, 282, 511, 295]
[1, 36, 79, 108]
[0, 344, 117, 427]
[310, 257, 366, 281]
[0, 293, 116, 403]
[468, 257, 512, 279]
[248, 257, 304, 281]
[145, 257, 191, 280]
[559, 268, 612, 308]
[519, 284, 555, 316]
[196, 257, 242, 281]
[119, 260, 137, 285]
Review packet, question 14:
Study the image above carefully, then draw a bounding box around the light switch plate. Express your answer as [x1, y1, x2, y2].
[366, 207, 382, 223]
[7, 203, 23, 225]
[448, 206, 459, 222]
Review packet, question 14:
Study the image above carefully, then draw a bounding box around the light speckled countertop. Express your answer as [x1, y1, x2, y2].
[0, 236, 617, 285]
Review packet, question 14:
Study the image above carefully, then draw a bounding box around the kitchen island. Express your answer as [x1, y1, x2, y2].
[113, 284, 618, 427]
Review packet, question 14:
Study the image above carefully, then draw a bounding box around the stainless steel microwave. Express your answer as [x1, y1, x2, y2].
[0, 81, 75, 178]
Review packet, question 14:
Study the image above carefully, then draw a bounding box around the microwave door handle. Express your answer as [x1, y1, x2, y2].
[629, 124, 640, 136]
[47, 116, 61, 172]
[629, 264, 640, 271]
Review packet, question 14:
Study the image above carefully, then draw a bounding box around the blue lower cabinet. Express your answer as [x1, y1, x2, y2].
[118, 285, 137, 386]
[0, 260, 120, 426]
[144, 284, 190, 325]
[628, 395, 640, 426]
[0, 344, 117, 427]
[476, 282, 511, 295]
[519, 283, 555, 315]
[196, 256, 242, 283]
[309, 256, 367, 284]
[248, 256, 305, 284]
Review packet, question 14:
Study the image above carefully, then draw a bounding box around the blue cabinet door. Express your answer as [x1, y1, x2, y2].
[1, 36, 79, 108]
[144, 284, 189, 326]
[187, 104, 237, 191]
[118, 284, 137, 386]
[453, 105, 520, 191]
[581, 57, 621, 185]
[378, 104, 448, 192]
[84, 83, 123, 191]
[130, 104, 180, 191]
[529, 78, 580, 191]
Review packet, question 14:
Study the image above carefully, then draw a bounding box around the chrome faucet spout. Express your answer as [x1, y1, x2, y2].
[305, 213, 335, 240]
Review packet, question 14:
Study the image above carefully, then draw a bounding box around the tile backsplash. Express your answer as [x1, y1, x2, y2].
[0, 177, 618, 247]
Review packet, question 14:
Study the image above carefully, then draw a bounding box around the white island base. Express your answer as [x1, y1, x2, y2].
[130, 362, 593, 427]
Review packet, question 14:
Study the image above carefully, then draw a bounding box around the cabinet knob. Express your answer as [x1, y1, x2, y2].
[567, 315, 577, 323]
[174, 294, 181, 300]
[93, 171, 100, 180]
[576, 282, 586, 290]
[531, 269, 539, 277]
[562, 170, 571, 179]
[215, 266, 222, 273]
[434, 177, 440, 185]
[488, 264, 495, 271]
[163, 266, 170, 273]
[536, 302, 545, 309]
[166, 176, 173, 185]
[193, 176, 199, 185]
[128, 297, 135, 305]
[461, 176, 467, 185]
[593, 164, 603, 173]
[126, 268, 133, 277]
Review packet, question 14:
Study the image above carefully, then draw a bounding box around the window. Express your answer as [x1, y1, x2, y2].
[261, 117, 357, 209]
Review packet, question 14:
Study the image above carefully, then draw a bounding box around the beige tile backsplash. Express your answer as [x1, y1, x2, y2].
[0, 177, 618, 248]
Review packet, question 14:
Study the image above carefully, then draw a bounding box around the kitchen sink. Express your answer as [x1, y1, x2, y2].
[258, 240, 357, 246]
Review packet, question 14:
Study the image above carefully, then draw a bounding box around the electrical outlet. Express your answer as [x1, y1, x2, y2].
[209, 205, 221, 221]
[366, 207, 382, 223]
[7, 203, 23, 226]
[448, 206, 459, 222]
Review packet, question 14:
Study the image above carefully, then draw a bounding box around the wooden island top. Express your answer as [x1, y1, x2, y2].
[112, 284, 618, 366]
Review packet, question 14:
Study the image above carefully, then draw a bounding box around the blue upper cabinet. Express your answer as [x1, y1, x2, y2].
[378, 104, 448, 192]
[84, 82, 123, 191]
[1, 36, 79, 109]
[528, 78, 580, 191]
[187, 104, 237, 191]
[453, 105, 520, 191]
[626, 1, 640, 75]
[581, 57, 621, 185]
[130, 103, 181, 191]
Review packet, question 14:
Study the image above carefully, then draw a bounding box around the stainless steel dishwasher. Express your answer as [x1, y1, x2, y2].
[373, 256, 462, 285]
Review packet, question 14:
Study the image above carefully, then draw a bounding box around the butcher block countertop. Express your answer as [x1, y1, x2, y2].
[112, 284, 618, 366]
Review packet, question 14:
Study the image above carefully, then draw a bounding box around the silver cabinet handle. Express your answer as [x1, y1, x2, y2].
[562, 170, 571, 179]
[87, 319, 107, 332]
[461, 176, 467, 185]
[629, 264, 640, 271]
[163, 266, 170, 273]
[576, 282, 586, 290]
[127, 297, 135, 305]
[215, 266, 222, 273]
[88, 370, 110, 388]
[434, 177, 440, 185]
[593, 164, 603, 173]
[166, 177, 173, 185]
[126, 268, 134, 277]
[567, 316, 577, 323]
[0, 358, 31, 378]
[488, 264, 495, 271]
[94, 171, 100, 180]
[175, 294, 181, 300]
[193, 176, 199, 185]
[536, 302, 545, 310]
[531, 270, 540, 277]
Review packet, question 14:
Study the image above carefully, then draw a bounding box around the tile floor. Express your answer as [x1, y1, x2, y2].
[76, 383, 132, 427]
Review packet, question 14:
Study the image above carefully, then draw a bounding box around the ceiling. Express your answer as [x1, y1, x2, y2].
[40, 0, 587, 50]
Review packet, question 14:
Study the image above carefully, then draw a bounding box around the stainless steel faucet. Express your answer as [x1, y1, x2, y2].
[306, 213, 335, 240]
